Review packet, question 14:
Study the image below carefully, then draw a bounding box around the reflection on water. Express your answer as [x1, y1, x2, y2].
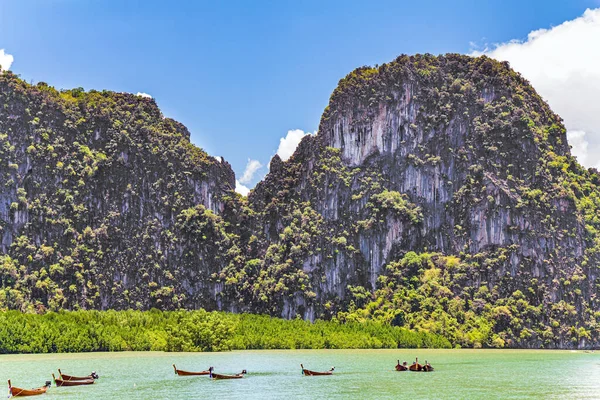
[1, 349, 599, 399]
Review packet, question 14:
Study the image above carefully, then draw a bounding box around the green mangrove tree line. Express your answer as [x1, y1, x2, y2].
[0, 309, 450, 353]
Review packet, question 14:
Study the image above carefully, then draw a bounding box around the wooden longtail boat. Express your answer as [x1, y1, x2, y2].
[172, 364, 211, 376]
[409, 357, 423, 371]
[52, 374, 95, 387]
[7, 380, 51, 397]
[58, 369, 98, 381]
[422, 363, 434, 372]
[301, 364, 334, 376]
[208, 367, 246, 380]
[408, 363, 422, 371]
[395, 360, 408, 371]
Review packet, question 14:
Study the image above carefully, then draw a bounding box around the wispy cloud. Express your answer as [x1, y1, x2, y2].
[0, 49, 14, 71]
[472, 8, 600, 169]
[136, 92, 152, 98]
[239, 158, 263, 185]
[276, 129, 313, 161]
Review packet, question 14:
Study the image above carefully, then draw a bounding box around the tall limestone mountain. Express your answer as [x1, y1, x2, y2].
[240, 54, 600, 347]
[1, 54, 600, 348]
[0, 72, 239, 311]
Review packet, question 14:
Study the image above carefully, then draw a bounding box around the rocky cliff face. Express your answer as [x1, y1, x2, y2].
[1, 55, 600, 348]
[242, 54, 600, 348]
[0, 73, 238, 311]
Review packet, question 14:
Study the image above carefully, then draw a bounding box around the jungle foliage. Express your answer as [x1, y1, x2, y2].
[0, 309, 450, 353]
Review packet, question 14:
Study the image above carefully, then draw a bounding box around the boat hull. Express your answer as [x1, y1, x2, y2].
[58, 370, 96, 381]
[302, 369, 333, 376]
[9, 387, 49, 397]
[173, 364, 210, 376]
[8, 380, 49, 397]
[175, 370, 210, 376]
[210, 373, 244, 380]
[54, 377, 94, 387]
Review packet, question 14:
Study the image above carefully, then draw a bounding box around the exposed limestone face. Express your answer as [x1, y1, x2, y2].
[246, 54, 599, 341]
[0, 73, 237, 311]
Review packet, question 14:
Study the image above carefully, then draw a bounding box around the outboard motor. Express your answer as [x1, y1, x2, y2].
[44, 381, 52, 388]
[91, 371, 99, 380]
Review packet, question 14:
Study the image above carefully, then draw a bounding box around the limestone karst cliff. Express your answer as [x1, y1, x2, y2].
[0, 73, 238, 311]
[1, 54, 600, 348]
[240, 54, 600, 348]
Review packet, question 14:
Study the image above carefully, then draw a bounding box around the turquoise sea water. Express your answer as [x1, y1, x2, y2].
[1, 349, 599, 399]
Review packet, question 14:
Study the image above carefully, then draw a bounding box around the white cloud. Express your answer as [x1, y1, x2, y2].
[0, 49, 14, 71]
[136, 92, 152, 98]
[471, 8, 600, 169]
[239, 159, 263, 184]
[276, 129, 313, 161]
[567, 130, 591, 166]
[235, 180, 250, 196]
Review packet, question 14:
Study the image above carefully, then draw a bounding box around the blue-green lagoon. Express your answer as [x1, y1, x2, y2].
[1, 349, 599, 399]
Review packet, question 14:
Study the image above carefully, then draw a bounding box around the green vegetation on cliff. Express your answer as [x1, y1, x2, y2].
[338, 251, 596, 349]
[0, 309, 450, 353]
[0, 70, 240, 312]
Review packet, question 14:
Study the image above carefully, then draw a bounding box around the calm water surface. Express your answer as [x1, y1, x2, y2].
[1, 349, 599, 399]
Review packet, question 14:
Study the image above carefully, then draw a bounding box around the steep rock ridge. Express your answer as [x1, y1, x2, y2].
[243, 54, 600, 347]
[0, 72, 238, 311]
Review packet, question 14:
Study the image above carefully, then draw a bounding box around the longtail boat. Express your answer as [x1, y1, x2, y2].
[409, 357, 422, 371]
[58, 369, 98, 381]
[301, 364, 334, 376]
[395, 360, 408, 371]
[208, 367, 246, 380]
[52, 374, 94, 387]
[422, 363, 434, 372]
[7, 380, 51, 397]
[408, 363, 422, 371]
[173, 364, 210, 376]
[408, 358, 434, 372]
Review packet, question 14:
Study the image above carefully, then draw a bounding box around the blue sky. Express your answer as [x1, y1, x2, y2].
[0, 0, 598, 191]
